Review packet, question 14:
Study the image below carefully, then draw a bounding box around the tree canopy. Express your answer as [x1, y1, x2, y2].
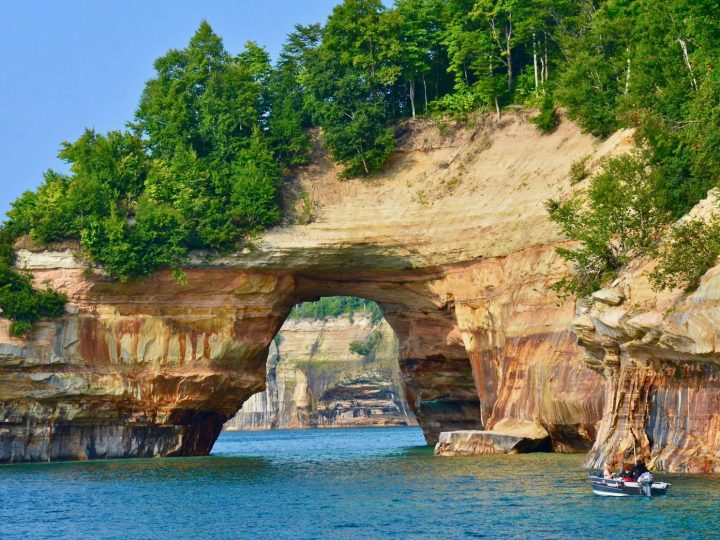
[289, 296, 383, 324]
[4, 1, 720, 333]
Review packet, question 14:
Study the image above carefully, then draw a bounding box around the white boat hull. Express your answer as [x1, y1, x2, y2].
[587, 475, 670, 497]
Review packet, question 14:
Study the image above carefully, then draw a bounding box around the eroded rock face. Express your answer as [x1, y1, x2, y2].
[576, 266, 720, 472]
[448, 247, 605, 452]
[0, 269, 289, 462]
[223, 316, 416, 430]
[572, 192, 720, 472]
[0, 114, 620, 462]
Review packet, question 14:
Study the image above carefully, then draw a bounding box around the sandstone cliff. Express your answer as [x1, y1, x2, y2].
[0, 113, 629, 463]
[574, 192, 720, 472]
[223, 314, 416, 430]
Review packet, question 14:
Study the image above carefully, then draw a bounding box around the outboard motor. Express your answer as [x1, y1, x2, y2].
[637, 471, 654, 497]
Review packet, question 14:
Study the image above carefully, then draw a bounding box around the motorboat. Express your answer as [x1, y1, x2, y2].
[587, 474, 670, 497]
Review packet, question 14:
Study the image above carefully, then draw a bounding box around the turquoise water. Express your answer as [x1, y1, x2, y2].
[2, 427, 720, 539]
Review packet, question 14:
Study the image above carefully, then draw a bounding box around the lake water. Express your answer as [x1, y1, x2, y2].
[2, 426, 719, 539]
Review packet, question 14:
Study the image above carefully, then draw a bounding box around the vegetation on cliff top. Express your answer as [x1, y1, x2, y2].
[3, 0, 720, 332]
[289, 296, 383, 324]
[542, 0, 720, 295]
[288, 296, 385, 359]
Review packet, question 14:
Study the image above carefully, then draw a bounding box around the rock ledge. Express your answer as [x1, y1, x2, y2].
[434, 424, 551, 456]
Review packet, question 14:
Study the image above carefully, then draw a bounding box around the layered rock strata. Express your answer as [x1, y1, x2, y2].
[223, 315, 416, 430]
[0, 114, 623, 463]
[574, 192, 720, 472]
[435, 421, 552, 456]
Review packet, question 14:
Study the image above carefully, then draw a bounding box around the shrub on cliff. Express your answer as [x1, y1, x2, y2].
[0, 270, 67, 338]
[0, 230, 67, 337]
[547, 153, 668, 297]
[349, 330, 381, 357]
[650, 214, 720, 291]
[531, 94, 559, 134]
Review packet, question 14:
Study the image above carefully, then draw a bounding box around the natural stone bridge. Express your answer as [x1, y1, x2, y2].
[3, 243, 602, 461]
[3, 115, 718, 471]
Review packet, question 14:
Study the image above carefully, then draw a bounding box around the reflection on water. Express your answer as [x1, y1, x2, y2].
[2, 427, 720, 539]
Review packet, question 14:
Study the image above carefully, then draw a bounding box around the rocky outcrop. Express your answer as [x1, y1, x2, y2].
[0, 113, 625, 463]
[435, 421, 552, 456]
[223, 315, 416, 430]
[574, 194, 720, 472]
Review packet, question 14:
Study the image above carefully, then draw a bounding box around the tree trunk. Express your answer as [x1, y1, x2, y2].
[624, 54, 631, 95]
[359, 151, 369, 175]
[543, 30, 549, 82]
[505, 30, 513, 90]
[507, 49, 513, 89]
[436, 64, 440, 99]
[423, 75, 428, 113]
[495, 97, 501, 121]
[409, 79, 416, 118]
[670, 14, 698, 92]
[677, 37, 698, 91]
[533, 32, 539, 92]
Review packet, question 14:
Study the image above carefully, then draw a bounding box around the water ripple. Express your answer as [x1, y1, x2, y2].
[2, 427, 720, 539]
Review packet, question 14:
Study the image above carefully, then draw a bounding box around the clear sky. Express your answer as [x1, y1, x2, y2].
[0, 0, 340, 220]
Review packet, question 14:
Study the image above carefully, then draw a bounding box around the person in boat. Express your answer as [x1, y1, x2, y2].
[631, 460, 649, 481]
[602, 462, 614, 479]
[621, 464, 634, 482]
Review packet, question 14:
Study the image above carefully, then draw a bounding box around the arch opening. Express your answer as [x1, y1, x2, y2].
[223, 296, 418, 432]
[212, 277, 487, 449]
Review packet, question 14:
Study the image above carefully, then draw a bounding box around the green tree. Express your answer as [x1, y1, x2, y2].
[555, 1, 632, 137]
[136, 23, 272, 163]
[4, 190, 38, 238]
[29, 170, 76, 243]
[441, 0, 551, 116]
[470, 0, 532, 91]
[307, 0, 399, 176]
[134, 22, 282, 253]
[548, 153, 668, 296]
[268, 24, 322, 168]
[395, 0, 445, 116]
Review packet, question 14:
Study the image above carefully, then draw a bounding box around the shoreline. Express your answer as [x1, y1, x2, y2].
[223, 422, 418, 432]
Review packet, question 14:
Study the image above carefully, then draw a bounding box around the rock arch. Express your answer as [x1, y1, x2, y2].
[0, 115, 621, 462]
[0, 249, 604, 462]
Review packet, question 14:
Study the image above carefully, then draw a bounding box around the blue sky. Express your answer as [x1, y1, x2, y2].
[0, 0, 339, 219]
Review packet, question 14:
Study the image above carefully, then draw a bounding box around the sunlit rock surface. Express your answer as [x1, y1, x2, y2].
[575, 190, 720, 472]
[435, 421, 552, 456]
[1, 114, 626, 462]
[223, 316, 416, 430]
